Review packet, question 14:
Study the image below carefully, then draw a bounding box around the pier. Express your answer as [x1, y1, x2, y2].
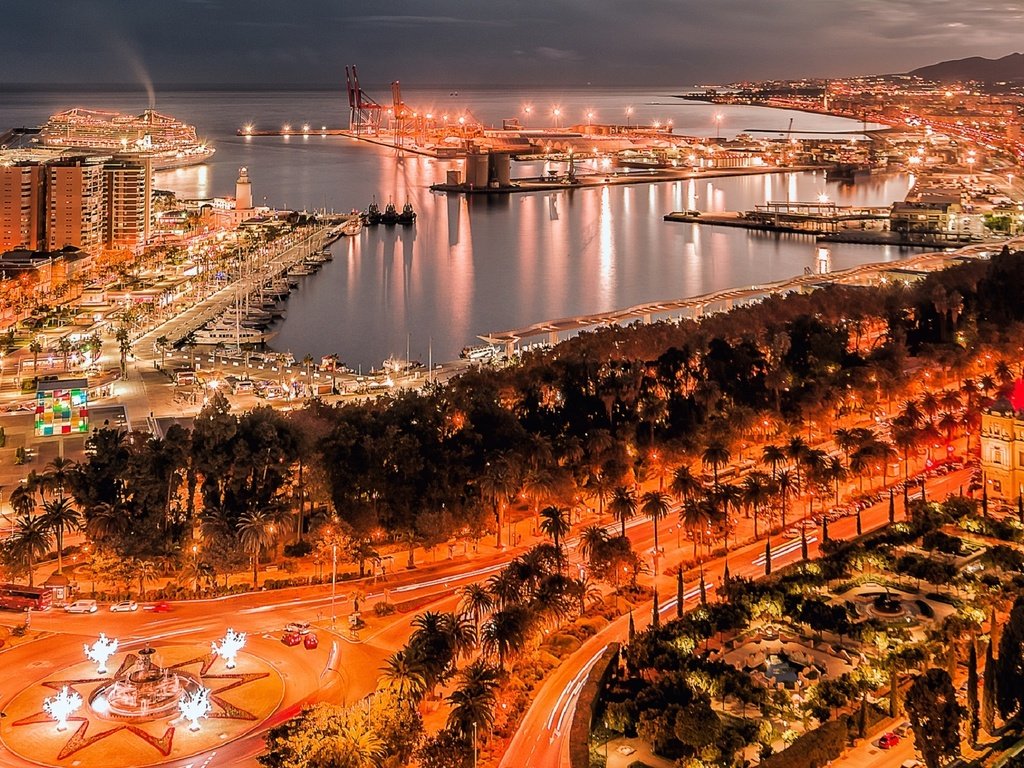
[477, 240, 1001, 355]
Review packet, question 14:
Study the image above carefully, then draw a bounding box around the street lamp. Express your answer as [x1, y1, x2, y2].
[522, 105, 532, 127]
[552, 107, 561, 129]
[472, 721, 478, 768]
[586, 110, 595, 126]
[625, 106, 634, 128]
[331, 543, 337, 628]
[714, 113, 723, 140]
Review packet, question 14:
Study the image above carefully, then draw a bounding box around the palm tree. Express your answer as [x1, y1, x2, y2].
[481, 604, 534, 671]
[84, 500, 129, 543]
[775, 468, 798, 529]
[478, 454, 519, 548]
[680, 497, 714, 560]
[132, 558, 158, 600]
[833, 428, 859, 463]
[608, 485, 637, 537]
[701, 440, 731, 488]
[28, 336, 42, 377]
[155, 335, 169, 368]
[539, 505, 571, 553]
[640, 490, 672, 553]
[669, 464, 703, 506]
[578, 524, 608, 565]
[179, 559, 215, 594]
[447, 660, 501, 741]
[10, 512, 52, 586]
[458, 584, 494, 634]
[786, 436, 810, 491]
[43, 456, 77, 500]
[761, 444, 786, 483]
[379, 650, 428, 703]
[40, 497, 80, 575]
[236, 508, 275, 587]
[742, 472, 773, 539]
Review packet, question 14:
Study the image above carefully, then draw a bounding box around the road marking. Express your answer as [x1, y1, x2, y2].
[546, 645, 609, 736]
[753, 535, 818, 566]
[658, 583, 717, 615]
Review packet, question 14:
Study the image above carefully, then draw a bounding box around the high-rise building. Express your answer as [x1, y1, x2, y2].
[0, 162, 46, 251]
[104, 158, 152, 251]
[46, 156, 105, 254]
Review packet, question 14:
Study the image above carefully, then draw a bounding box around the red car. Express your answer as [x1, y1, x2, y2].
[304, 633, 319, 650]
[149, 601, 172, 613]
[878, 732, 901, 749]
[281, 632, 302, 646]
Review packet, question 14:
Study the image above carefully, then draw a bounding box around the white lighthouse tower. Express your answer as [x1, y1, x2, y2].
[235, 167, 253, 211]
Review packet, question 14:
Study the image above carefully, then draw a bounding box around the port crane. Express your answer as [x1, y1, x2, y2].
[345, 65, 383, 134]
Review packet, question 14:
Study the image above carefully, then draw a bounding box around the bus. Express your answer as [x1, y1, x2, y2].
[0, 583, 53, 612]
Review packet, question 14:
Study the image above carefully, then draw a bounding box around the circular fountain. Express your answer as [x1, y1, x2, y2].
[90, 647, 202, 721]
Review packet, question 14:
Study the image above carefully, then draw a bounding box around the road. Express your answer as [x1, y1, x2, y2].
[500, 468, 971, 768]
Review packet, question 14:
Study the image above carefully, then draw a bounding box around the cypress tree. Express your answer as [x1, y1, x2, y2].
[856, 507, 863, 536]
[968, 640, 980, 746]
[889, 488, 895, 524]
[982, 485, 989, 518]
[628, 609, 636, 644]
[651, 586, 660, 628]
[1018, 492, 1023, 525]
[822, 516, 830, 542]
[676, 568, 684, 619]
[997, 595, 1024, 720]
[801, 526, 808, 561]
[699, 569, 707, 606]
[982, 638, 997, 734]
[764, 538, 772, 576]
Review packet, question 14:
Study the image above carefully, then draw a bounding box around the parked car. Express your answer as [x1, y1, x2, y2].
[110, 600, 138, 612]
[894, 721, 912, 737]
[304, 633, 319, 650]
[878, 732, 900, 749]
[281, 632, 302, 647]
[782, 527, 801, 539]
[65, 600, 98, 614]
[284, 621, 311, 635]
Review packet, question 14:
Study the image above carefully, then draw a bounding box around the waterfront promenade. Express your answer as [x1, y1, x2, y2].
[479, 238, 1006, 352]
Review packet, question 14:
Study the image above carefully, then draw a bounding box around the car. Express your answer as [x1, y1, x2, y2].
[110, 600, 138, 612]
[878, 732, 900, 749]
[149, 600, 172, 613]
[901, 761, 922, 768]
[281, 632, 302, 646]
[65, 600, 98, 614]
[894, 721, 912, 737]
[304, 633, 319, 650]
[284, 621, 311, 635]
[782, 527, 801, 539]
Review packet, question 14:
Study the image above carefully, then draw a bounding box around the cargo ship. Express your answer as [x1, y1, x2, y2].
[39, 108, 214, 170]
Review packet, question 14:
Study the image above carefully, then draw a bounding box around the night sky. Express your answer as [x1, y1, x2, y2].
[5, 0, 1023, 88]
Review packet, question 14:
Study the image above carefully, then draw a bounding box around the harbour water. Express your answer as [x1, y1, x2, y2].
[1, 87, 915, 367]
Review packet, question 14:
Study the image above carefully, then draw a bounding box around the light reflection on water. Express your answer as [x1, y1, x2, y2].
[1, 89, 915, 367]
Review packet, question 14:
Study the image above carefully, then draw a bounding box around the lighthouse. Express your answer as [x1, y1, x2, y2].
[235, 167, 253, 211]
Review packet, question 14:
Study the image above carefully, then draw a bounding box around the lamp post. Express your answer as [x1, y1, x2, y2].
[331, 543, 337, 628]
[552, 107, 561, 130]
[715, 113, 723, 140]
[586, 110, 594, 127]
[472, 721, 478, 768]
[522, 105, 532, 127]
[625, 106, 633, 128]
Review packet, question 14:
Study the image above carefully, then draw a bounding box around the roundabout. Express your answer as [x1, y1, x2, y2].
[0, 643, 284, 766]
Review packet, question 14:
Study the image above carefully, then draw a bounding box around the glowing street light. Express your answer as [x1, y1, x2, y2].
[179, 686, 212, 732]
[43, 686, 82, 732]
[625, 106, 634, 128]
[522, 104, 533, 126]
[586, 110, 595, 126]
[84, 633, 119, 675]
[714, 113, 723, 140]
[211, 628, 246, 669]
[552, 107, 561, 129]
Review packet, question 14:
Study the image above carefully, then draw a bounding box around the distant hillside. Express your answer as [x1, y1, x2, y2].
[910, 52, 1024, 82]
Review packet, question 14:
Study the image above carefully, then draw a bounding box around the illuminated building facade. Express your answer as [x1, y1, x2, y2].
[34, 377, 89, 437]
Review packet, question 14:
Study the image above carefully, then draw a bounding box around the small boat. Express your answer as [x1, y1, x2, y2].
[398, 201, 416, 226]
[342, 218, 362, 236]
[380, 201, 400, 225]
[288, 264, 315, 277]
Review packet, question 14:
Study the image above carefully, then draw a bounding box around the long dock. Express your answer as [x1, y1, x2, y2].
[134, 226, 337, 348]
[477, 240, 1004, 354]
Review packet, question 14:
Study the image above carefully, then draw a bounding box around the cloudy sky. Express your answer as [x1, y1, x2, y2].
[5, 0, 1023, 87]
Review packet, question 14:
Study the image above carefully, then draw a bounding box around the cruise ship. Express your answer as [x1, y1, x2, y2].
[39, 108, 214, 170]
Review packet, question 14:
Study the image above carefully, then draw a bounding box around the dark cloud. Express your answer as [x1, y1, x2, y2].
[2, 0, 1022, 87]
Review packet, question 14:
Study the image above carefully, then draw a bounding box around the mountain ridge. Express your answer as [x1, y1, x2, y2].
[909, 52, 1024, 82]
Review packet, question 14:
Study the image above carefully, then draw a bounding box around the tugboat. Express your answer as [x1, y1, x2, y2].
[363, 199, 382, 226]
[380, 200, 400, 225]
[398, 201, 416, 226]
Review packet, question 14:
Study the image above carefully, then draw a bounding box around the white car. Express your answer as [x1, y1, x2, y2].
[65, 600, 98, 614]
[110, 600, 138, 612]
[782, 528, 802, 539]
[284, 621, 311, 635]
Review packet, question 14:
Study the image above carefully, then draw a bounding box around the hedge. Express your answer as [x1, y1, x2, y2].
[759, 719, 848, 768]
